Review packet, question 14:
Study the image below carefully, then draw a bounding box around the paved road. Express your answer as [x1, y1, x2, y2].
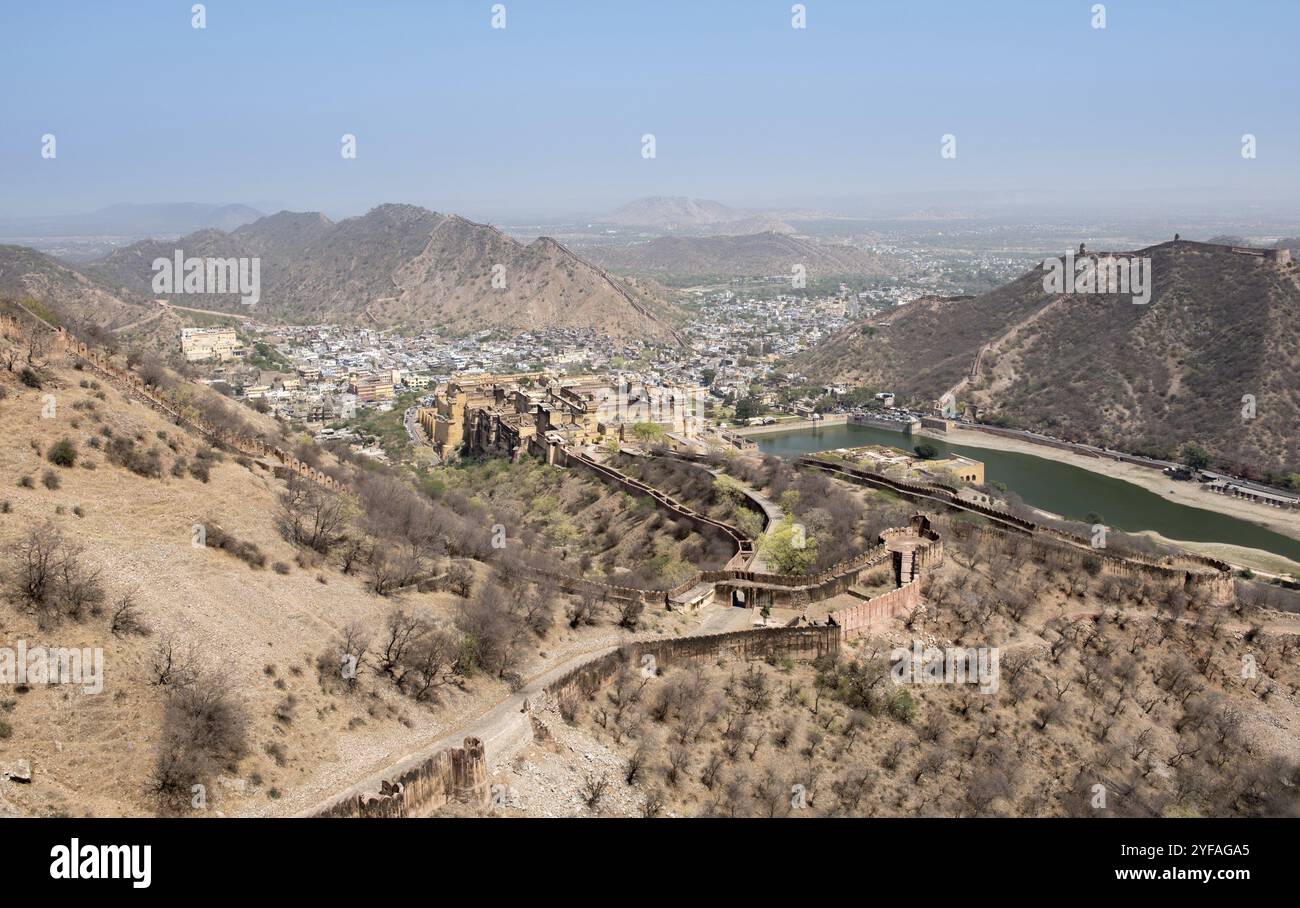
[403, 407, 426, 448]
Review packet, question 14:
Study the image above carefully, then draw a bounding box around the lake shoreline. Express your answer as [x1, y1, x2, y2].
[923, 425, 1300, 545]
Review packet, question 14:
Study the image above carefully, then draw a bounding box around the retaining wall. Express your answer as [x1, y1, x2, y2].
[311, 737, 489, 818]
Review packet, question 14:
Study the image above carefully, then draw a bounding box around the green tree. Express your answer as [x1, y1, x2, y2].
[887, 688, 917, 723]
[913, 442, 938, 460]
[733, 396, 763, 421]
[713, 473, 749, 505]
[630, 422, 666, 444]
[760, 523, 818, 575]
[1182, 441, 1210, 471]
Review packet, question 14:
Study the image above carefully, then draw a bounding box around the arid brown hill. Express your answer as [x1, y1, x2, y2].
[791, 241, 1300, 478]
[583, 231, 899, 282]
[0, 245, 146, 331]
[78, 204, 684, 342]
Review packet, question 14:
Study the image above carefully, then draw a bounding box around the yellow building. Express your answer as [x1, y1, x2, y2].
[180, 327, 242, 362]
[923, 454, 984, 485]
[350, 374, 395, 403]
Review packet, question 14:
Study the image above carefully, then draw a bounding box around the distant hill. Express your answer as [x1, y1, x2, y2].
[0, 202, 264, 239]
[791, 241, 1300, 477]
[583, 231, 899, 283]
[79, 204, 683, 342]
[601, 197, 744, 229]
[597, 196, 805, 235]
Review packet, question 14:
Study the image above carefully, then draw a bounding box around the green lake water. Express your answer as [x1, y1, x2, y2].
[753, 422, 1300, 565]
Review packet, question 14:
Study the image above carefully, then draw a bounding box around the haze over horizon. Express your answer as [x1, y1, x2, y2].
[3, 0, 1298, 224]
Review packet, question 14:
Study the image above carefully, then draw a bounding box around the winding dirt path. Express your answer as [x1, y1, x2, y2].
[292, 605, 743, 817]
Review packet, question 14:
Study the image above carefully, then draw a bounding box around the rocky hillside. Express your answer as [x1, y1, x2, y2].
[583, 231, 898, 283]
[0, 245, 147, 331]
[78, 205, 683, 342]
[514, 514, 1300, 818]
[791, 241, 1300, 477]
[0, 322, 694, 817]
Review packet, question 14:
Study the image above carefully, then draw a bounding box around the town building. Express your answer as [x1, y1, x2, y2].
[350, 374, 395, 403]
[181, 327, 243, 362]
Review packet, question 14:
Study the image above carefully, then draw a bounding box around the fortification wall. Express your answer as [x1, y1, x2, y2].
[512, 522, 932, 615]
[561, 449, 753, 558]
[623, 449, 779, 532]
[731, 413, 850, 436]
[514, 563, 662, 606]
[833, 580, 923, 640]
[544, 626, 840, 705]
[43, 325, 347, 494]
[802, 455, 1232, 603]
[311, 737, 488, 818]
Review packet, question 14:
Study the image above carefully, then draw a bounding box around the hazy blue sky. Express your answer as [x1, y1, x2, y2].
[2, 0, 1297, 221]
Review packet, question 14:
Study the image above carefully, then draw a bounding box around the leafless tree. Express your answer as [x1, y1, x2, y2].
[520, 581, 556, 636]
[378, 608, 428, 680]
[666, 744, 691, 786]
[882, 737, 908, 771]
[455, 581, 528, 679]
[151, 665, 248, 813]
[616, 597, 645, 630]
[444, 560, 474, 598]
[833, 769, 873, 813]
[700, 750, 725, 789]
[566, 593, 601, 628]
[338, 536, 367, 574]
[278, 477, 350, 553]
[640, 787, 665, 818]
[401, 627, 462, 700]
[753, 768, 791, 818]
[369, 543, 424, 596]
[1035, 700, 1066, 731]
[110, 589, 150, 637]
[580, 772, 609, 810]
[625, 741, 650, 785]
[150, 634, 198, 689]
[1127, 728, 1154, 762]
[913, 745, 948, 784]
